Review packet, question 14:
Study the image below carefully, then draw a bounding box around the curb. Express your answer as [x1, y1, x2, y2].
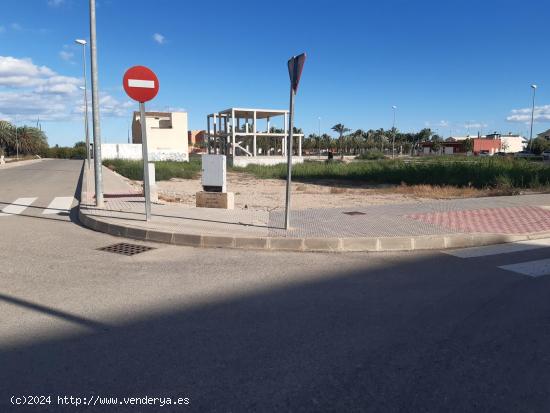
[78, 209, 550, 253]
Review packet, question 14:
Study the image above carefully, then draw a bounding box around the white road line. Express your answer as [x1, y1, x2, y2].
[128, 79, 155, 88]
[42, 197, 75, 215]
[0, 197, 37, 217]
[444, 238, 550, 258]
[499, 258, 550, 277]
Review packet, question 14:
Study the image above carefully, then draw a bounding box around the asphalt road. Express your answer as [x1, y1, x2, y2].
[1, 159, 550, 412]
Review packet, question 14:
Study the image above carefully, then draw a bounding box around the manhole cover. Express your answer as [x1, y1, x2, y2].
[98, 242, 155, 256]
[343, 211, 366, 216]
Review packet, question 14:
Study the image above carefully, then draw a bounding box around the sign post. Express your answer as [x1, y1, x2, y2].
[285, 53, 306, 230]
[123, 65, 159, 221]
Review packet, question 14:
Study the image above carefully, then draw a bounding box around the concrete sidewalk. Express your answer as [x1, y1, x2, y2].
[79, 162, 550, 252]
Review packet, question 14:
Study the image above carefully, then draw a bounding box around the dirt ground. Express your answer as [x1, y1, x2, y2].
[124, 172, 500, 211]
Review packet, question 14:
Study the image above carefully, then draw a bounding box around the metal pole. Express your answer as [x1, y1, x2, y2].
[284, 87, 295, 230]
[89, 0, 103, 207]
[318, 116, 321, 159]
[15, 122, 18, 160]
[140, 102, 151, 221]
[529, 85, 537, 152]
[81, 43, 91, 168]
[392, 106, 396, 159]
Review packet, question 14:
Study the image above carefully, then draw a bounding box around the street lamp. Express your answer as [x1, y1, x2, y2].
[318, 116, 321, 158]
[529, 84, 537, 152]
[391, 105, 397, 158]
[75, 39, 91, 168]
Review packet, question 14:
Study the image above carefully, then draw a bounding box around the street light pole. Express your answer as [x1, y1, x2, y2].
[318, 116, 321, 159]
[75, 39, 91, 169]
[14, 117, 18, 160]
[285, 86, 295, 230]
[89, 0, 103, 207]
[391, 105, 397, 159]
[529, 84, 537, 152]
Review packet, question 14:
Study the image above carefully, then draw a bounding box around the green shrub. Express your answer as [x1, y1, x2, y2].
[103, 158, 201, 180]
[233, 157, 550, 189]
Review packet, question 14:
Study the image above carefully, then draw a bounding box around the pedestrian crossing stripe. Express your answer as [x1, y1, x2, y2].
[0, 197, 37, 216]
[43, 197, 75, 215]
[444, 238, 550, 258]
[499, 258, 550, 278]
[0, 197, 76, 217]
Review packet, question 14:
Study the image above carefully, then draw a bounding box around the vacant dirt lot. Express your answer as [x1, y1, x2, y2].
[123, 172, 495, 211]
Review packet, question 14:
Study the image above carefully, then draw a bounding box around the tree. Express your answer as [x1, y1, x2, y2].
[331, 124, 351, 156]
[0, 121, 15, 155]
[431, 134, 442, 154]
[531, 137, 550, 155]
[463, 138, 474, 153]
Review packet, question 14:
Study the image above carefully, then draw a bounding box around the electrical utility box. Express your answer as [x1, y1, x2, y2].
[201, 154, 226, 192]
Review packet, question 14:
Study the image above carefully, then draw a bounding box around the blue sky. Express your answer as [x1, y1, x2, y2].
[1, 0, 549, 146]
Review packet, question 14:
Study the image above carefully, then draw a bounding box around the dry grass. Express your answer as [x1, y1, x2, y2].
[390, 183, 486, 199]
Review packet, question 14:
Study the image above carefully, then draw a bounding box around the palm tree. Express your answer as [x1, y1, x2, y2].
[331, 123, 351, 156]
[0, 121, 15, 156]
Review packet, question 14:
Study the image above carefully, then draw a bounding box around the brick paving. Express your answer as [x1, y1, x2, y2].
[81, 165, 550, 239]
[407, 206, 550, 235]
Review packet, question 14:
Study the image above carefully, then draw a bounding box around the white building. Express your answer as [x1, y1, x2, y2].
[102, 111, 189, 162]
[499, 135, 526, 153]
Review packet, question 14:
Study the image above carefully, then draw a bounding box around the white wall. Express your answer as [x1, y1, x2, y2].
[102, 143, 188, 162]
[500, 136, 525, 153]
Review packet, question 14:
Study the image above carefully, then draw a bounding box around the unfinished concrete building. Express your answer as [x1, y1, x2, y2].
[206, 108, 304, 167]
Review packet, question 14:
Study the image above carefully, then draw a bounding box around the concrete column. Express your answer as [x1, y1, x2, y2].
[213, 113, 217, 154]
[231, 109, 236, 156]
[253, 110, 257, 156]
[298, 134, 302, 157]
[283, 112, 288, 156]
[206, 115, 212, 153]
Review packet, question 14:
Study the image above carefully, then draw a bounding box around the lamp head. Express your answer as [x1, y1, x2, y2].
[75, 39, 87, 45]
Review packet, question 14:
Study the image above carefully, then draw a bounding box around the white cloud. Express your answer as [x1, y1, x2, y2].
[0, 56, 132, 122]
[506, 105, 550, 123]
[461, 121, 488, 129]
[424, 120, 449, 129]
[0, 26, 5, 34]
[59, 50, 74, 63]
[153, 33, 165, 44]
[10, 23, 22, 31]
[48, 0, 65, 7]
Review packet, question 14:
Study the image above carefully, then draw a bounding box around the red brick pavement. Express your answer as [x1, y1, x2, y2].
[406, 206, 550, 234]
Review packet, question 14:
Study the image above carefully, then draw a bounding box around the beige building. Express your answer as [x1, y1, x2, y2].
[132, 111, 188, 155]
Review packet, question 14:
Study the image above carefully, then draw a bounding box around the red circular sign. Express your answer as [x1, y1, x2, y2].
[123, 66, 159, 102]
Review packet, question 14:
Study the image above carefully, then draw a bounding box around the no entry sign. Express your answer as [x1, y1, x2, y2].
[123, 66, 159, 103]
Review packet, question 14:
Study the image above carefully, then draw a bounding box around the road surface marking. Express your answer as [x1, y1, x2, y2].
[42, 197, 75, 215]
[499, 258, 550, 277]
[0, 197, 37, 216]
[128, 79, 155, 88]
[445, 238, 550, 258]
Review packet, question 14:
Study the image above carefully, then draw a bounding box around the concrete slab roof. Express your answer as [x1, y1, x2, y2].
[211, 108, 288, 119]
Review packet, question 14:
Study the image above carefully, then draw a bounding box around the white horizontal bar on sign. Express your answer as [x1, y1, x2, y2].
[0, 197, 37, 217]
[128, 79, 155, 88]
[43, 196, 75, 215]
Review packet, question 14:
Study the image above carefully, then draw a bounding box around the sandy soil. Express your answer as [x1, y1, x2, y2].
[127, 172, 462, 211]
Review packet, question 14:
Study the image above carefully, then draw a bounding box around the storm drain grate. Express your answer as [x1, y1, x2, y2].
[343, 211, 366, 216]
[98, 242, 155, 256]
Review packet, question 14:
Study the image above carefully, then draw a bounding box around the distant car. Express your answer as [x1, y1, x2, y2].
[479, 150, 491, 157]
[494, 151, 507, 156]
[542, 150, 550, 160]
[514, 150, 535, 158]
